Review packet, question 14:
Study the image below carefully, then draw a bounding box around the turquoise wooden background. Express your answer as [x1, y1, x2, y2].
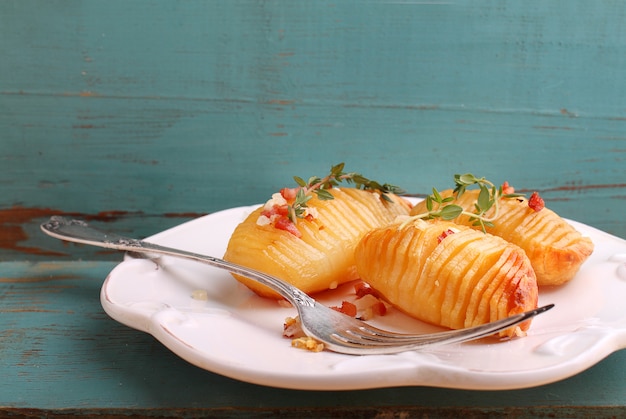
[2, 0, 625, 261]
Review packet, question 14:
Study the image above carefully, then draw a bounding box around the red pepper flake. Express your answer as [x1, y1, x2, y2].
[502, 181, 515, 195]
[528, 191, 545, 212]
[331, 301, 357, 317]
[437, 228, 456, 243]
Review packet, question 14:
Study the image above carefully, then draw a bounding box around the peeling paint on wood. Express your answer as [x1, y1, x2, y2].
[0, 206, 202, 260]
[0, 206, 133, 256]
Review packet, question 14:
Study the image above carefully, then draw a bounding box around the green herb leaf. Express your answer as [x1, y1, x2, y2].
[402, 173, 527, 232]
[477, 184, 491, 211]
[315, 189, 334, 200]
[432, 187, 443, 203]
[294, 176, 307, 187]
[284, 163, 404, 222]
[438, 204, 463, 220]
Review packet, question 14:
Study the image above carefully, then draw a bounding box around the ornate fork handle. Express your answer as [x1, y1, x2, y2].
[42, 216, 315, 307]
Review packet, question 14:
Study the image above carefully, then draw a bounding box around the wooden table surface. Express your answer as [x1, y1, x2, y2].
[1, 262, 624, 418]
[2, 1, 625, 417]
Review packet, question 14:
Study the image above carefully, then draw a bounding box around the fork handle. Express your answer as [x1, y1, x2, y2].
[40, 216, 314, 307]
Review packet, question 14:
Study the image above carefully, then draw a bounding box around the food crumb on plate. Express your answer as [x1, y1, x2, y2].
[291, 336, 325, 352]
[191, 289, 209, 300]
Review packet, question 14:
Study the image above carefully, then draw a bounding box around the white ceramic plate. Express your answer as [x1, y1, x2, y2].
[101, 202, 626, 390]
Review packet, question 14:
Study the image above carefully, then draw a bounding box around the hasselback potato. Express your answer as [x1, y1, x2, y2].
[410, 189, 594, 286]
[355, 219, 539, 337]
[224, 188, 411, 298]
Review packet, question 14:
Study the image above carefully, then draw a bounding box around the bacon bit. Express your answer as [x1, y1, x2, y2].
[261, 204, 289, 218]
[437, 228, 456, 243]
[354, 282, 380, 299]
[371, 301, 387, 316]
[274, 216, 302, 237]
[528, 191, 545, 212]
[352, 292, 389, 320]
[331, 300, 357, 317]
[357, 298, 388, 321]
[280, 187, 299, 200]
[258, 188, 312, 238]
[502, 181, 515, 195]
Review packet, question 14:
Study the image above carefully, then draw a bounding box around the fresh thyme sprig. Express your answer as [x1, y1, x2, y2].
[403, 173, 524, 233]
[288, 163, 405, 223]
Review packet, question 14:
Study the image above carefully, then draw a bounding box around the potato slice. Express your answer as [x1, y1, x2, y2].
[410, 189, 594, 286]
[224, 188, 411, 298]
[355, 220, 538, 337]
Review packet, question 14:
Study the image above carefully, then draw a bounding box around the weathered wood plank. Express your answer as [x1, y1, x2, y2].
[2, 1, 625, 262]
[2, 95, 625, 260]
[3, 1, 625, 111]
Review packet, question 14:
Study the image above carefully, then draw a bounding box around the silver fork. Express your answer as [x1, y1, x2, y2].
[41, 216, 553, 355]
